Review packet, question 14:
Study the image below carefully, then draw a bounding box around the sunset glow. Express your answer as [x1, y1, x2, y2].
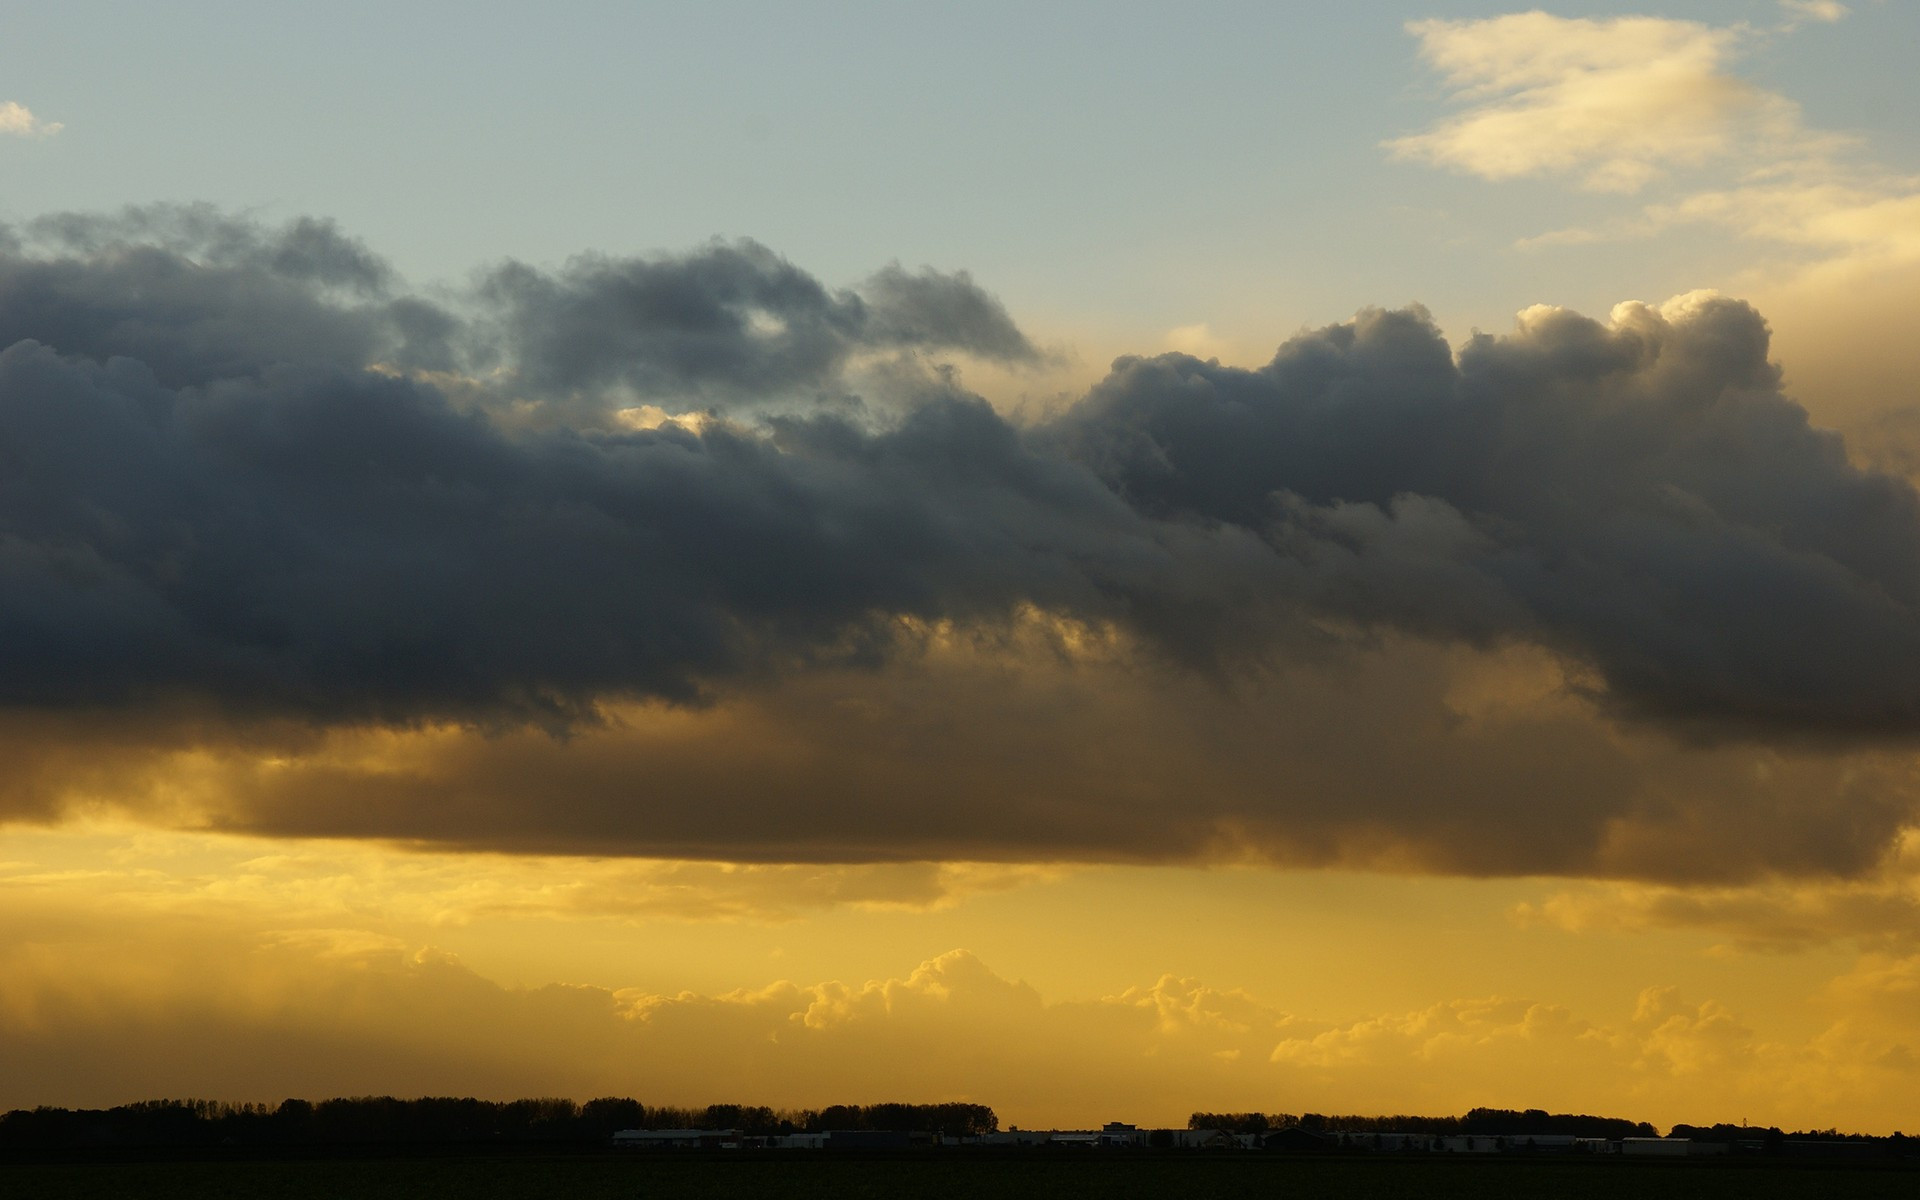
[4, 1, 1919, 1138]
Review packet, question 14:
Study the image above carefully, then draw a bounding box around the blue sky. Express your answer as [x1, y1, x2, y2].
[8, 2, 1914, 347]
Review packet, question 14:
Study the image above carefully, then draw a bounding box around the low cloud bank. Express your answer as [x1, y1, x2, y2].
[1, 932, 1911, 1132]
[1, 208, 1917, 878]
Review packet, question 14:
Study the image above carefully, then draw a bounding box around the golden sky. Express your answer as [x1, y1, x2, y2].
[4, 3, 1920, 1136]
[3, 817, 1915, 1131]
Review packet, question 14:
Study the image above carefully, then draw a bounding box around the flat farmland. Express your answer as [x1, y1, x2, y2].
[3, 1153, 1915, 1200]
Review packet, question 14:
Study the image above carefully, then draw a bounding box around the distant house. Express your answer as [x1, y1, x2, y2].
[1263, 1127, 1333, 1152]
[1174, 1129, 1240, 1150]
[979, 1128, 1052, 1147]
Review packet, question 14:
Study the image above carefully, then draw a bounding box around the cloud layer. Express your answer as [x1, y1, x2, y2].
[2, 209, 1918, 879]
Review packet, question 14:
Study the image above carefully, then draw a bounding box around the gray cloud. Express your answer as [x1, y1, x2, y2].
[860, 263, 1041, 364]
[26, 203, 393, 294]
[0, 206, 434, 387]
[476, 240, 1041, 406]
[0, 339, 1181, 725]
[3, 211, 1919, 879]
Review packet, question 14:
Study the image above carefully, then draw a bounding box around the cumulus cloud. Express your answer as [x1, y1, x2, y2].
[2, 212, 1919, 880]
[0, 101, 60, 139]
[1049, 293, 1920, 737]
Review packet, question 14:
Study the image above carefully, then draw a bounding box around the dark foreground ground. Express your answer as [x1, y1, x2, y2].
[3, 1151, 1916, 1200]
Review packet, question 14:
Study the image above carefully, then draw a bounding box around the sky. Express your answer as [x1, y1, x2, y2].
[3, 0, 1920, 1133]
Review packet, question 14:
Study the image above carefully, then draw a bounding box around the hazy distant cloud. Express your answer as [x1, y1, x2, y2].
[0, 824, 1063, 927]
[1516, 825, 1920, 955]
[28, 203, 392, 293]
[0, 101, 61, 139]
[0, 922, 1313, 1118]
[1162, 323, 1232, 360]
[1779, 0, 1850, 28]
[1647, 180, 1920, 264]
[1, 916, 1912, 1129]
[1520, 172, 1920, 271]
[1387, 14, 1802, 192]
[1519, 876, 1920, 956]
[3, 213, 1920, 881]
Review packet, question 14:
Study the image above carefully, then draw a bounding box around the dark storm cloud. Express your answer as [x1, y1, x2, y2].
[0, 213, 1264, 726]
[477, 240, 1040, 403]
[0, 341, 1126, 722]
[476, 241, 862, 398]
[0, 205, 440, 386]
[5, 210, 1920, 878]
[1048, 298, 1920, 735]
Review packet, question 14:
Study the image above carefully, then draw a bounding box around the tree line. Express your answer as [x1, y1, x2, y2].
[1189, 1108, 1654, 1137]
[6, 1098, 1904, 1152]
[0, 1097, 998, 1150]
[1187, 1107, 1909, 1144]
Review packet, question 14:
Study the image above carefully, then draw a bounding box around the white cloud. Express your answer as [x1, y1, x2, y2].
[1386, 14, 1805, 193]
[1394, 11, 1920, 272]
[0, 101, 62, 138]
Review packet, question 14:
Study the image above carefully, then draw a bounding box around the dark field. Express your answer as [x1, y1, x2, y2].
[3, 1153, 1916, 1200]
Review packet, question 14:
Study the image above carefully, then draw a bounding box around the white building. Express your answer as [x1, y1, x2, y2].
[611, 1128, 740, 1149]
